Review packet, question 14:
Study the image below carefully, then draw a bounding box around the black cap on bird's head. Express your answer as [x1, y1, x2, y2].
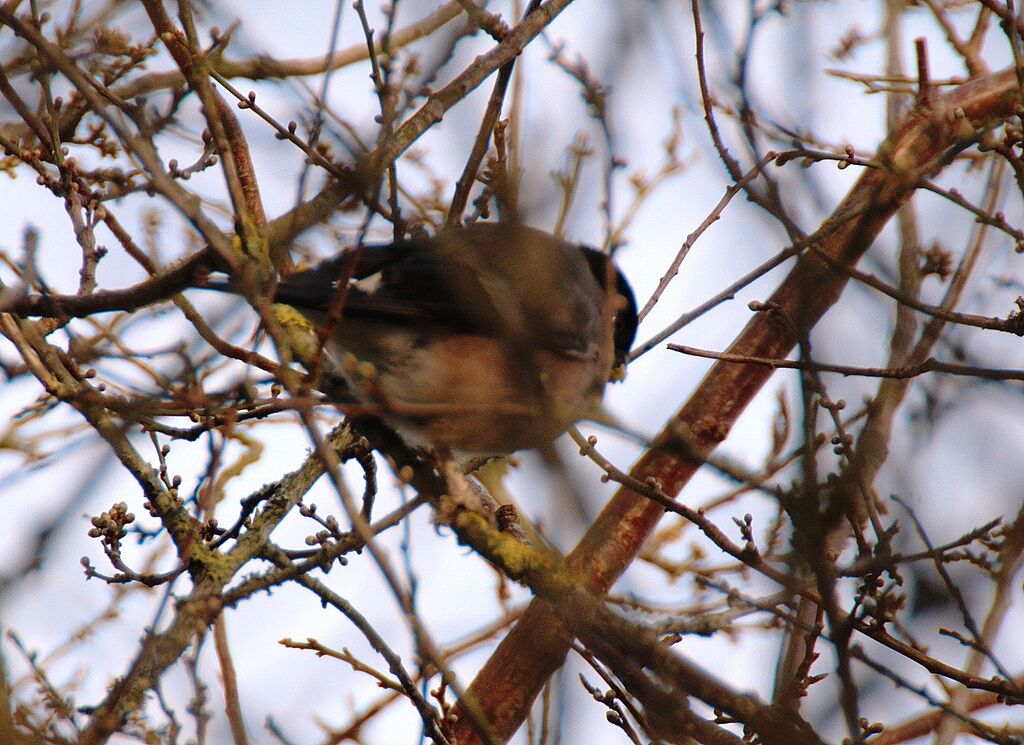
[581, 246, 638, 372]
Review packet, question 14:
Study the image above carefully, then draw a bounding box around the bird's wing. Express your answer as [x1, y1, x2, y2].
[268, 224, 637, 361]
[271, 239, 466, 324]
[271, 231, 582, 351]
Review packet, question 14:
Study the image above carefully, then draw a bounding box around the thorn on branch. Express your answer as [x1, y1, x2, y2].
[915, 37, 931, 107]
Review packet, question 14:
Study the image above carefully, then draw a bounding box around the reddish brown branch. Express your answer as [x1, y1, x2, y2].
[450, 66, 1022, 744]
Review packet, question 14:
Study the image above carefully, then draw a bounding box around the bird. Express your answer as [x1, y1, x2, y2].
[204, 222, 638, 456]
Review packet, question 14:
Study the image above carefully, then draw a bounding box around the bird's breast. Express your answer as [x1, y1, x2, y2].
[330, 321, 611, 454]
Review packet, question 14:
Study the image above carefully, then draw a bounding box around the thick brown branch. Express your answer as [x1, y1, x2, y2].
[451, 66, 1022, 744]
[1, 248, 213, 318]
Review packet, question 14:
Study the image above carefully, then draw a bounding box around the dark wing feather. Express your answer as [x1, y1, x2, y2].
[271, 239, 481, 328]
[210, 225, 637, 362]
